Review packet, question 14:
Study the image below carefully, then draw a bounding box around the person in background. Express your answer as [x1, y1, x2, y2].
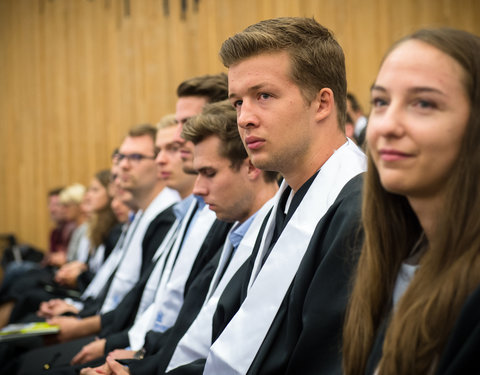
[347, 92, 368, 147]
[343, 28, 480, 375]
[46, 183, 87, 268]
[55, 169, 121, 290]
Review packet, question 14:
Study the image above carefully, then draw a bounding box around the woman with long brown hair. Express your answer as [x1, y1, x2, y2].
[343, 28, 480, 375]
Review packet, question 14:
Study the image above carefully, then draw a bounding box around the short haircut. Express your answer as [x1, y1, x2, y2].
[48, 187, 64, 197]
[219, 17, 347, 129]
[127, 123, 157, 144]
[182, 100, 246, 170]
[157, 114, 177, 131]
[182, 100, 278, 182]
[176, 73, 228, 103]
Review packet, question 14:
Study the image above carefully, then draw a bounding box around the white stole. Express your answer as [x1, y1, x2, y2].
[88, 244, 105, 273]
[100, 188, 180, 314]
[75, 232, 91, 263]
[167, 198, 275, 371]
[204, 140, 366, 374]
[128, 204, 216, 350]
[134, 219, 182, 318]
[79, 222, 130, 301]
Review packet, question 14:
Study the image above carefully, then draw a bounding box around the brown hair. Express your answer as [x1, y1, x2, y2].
[177, 73, 228, 103]
[88, 169, 119, 248]
[182, 100, 277, 182]
[219, 17, 347, 129]
[343, 28, 480, 375]
[127, 123, 157, 143]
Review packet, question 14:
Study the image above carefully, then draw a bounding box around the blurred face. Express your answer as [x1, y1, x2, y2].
[156, 126, 195, 198]
[111, 194, 130, 223]
[174, 96, 208, 173]
[368, 40, 470, 201]
[48, 194, 65, 223]
[63, 202, 82, 222]
[228, 51, 316, 180]
[117, 135, 159, 196]
[193, 135, 253, 223]
[84, 177, 109, 213]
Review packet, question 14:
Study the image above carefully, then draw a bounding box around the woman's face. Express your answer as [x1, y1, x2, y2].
[367, 40, 470, 201]
[85, 177, 109, 213]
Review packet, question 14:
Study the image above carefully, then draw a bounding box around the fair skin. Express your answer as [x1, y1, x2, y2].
[194, 135, 263, 223]
[174, 96, 208, 173]
[228, 51, 345, 192]
[156, 125, 196, 198]
[117, 135, 164, 210]
[48, 194, 66, 224]
[368, 40, 470, 240]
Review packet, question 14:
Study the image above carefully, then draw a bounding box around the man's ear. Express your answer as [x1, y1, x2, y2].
[312, 88, 334, 122]
[246, 159, 261, 181]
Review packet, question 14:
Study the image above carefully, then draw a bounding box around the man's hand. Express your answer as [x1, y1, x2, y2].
[106, 356, 130, 375]
[80, 356, 131, 375]
[37, 299, 79, 318]
[45, 252, 67, 267]
[80, 363, 111, 375]
[47, 316, 81, 342]
[71, 337, 106, 365]
[55, 261, 87, 287]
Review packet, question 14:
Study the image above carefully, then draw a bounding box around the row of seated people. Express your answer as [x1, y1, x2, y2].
[0, 174, 128, 313]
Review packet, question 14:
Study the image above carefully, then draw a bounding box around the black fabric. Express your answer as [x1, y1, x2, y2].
[141, 205, 177, 275]
[1, 207, 177, 373]
[11, 218, 231, 374]
[365, 281, 480, 375]
[100, 220, 232, 353]
[126, 249, 226, 374]
[13, 335, 95, 375]
[246, 174, 363, 375]
[174, 174, 364, 375]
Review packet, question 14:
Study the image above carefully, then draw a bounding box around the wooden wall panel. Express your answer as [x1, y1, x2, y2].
[0, 0, 478, 251]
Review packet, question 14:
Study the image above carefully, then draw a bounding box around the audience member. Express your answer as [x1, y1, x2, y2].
[343, 28, 480, 375]
[347, 92, 368, 147]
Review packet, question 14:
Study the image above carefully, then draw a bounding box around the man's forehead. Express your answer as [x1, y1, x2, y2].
[175, 96, 208, 119]
[156, 126, 177, 146]
[120, 135, 153, 150]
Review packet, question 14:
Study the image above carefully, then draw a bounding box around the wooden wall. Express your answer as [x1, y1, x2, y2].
[1, 0, 479, 251]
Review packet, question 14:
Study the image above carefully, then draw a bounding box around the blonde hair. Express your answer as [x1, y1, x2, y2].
[59, 183, 86, 204]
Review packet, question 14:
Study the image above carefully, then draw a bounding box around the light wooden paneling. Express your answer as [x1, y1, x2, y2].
[0, 0, 478, 251]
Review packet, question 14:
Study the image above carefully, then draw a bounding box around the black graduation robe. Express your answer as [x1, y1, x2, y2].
[168, 173, 364, 375]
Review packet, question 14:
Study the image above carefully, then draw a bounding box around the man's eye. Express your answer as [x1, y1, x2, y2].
[130, 154, 143, 161]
